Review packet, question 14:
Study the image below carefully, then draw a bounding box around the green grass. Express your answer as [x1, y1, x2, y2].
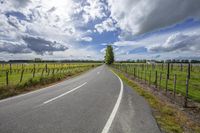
[112, 69, 200, 133]
[112, 63, 200, 102]
[0, 63, 100, 99]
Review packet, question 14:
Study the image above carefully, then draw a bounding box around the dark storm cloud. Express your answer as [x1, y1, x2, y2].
[0, 42, 30, 53]
[149, 33, 200, 52]
[22, 36, 68, 54]
[0, 36, 68, 54]
[138, 0, 200, 34]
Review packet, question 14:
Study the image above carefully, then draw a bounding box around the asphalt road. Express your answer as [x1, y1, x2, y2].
[0, 65, 160, 133]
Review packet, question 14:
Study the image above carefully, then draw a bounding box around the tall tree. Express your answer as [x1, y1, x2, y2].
[105, 45, 114, 64]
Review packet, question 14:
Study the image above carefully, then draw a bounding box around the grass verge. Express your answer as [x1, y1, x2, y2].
[0, 67, 94, 100]
[112, 69, 200, 133]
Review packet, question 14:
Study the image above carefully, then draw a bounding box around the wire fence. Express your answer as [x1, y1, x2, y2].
[0, 63, 99, 87]
[112, 63, 200, 107]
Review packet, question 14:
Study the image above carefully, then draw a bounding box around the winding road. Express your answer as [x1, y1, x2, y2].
[0, 65, 160, 133]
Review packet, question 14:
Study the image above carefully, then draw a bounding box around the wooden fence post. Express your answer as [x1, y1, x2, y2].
[144, 70, 146, 83]
[166, 63, 170, 92]
[159, 72, 162, 89]
[134, 67, 136, 77]
[45, 64, 48, 73]
[155, 70, 158, 88]
[167, 63, 170, 79]
[20, 69, 24, 83]
[184, 63, 190, 107]
[165, 74, 168, 93]
[6, 71, 9, 85]
[188, 63, 191, 79]
[173, 74, 177, 98]
[184, 76, 189, 107]
[32, 64, 36, 78]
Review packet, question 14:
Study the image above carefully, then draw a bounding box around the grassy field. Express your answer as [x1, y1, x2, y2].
[112, 63, 200, 102]
[0, 63, 100, 99]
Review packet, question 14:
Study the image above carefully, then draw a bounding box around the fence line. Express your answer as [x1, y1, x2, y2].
[112, 63, 200, 107]
[0, 63, 98, 87]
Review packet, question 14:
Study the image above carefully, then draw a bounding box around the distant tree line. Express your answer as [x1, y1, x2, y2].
[0, 60, 103, 64]
[116, 59, 200, 63]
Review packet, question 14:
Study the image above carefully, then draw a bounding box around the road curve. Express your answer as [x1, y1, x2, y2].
[0, 65, 160, 133]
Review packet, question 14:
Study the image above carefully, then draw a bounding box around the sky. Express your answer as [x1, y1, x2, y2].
[0, 0, 200, 61]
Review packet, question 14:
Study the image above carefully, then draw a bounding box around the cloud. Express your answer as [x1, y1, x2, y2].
[1, 0, 200, 60]
[107, 0, 200, 35]
[0, 0, 95, 54]
[0, 0, 31, 8]
[79, 36, 93, 42]
[5, 11, 28, 21]
[95, 18, 117, 33]
[22, 36, 68, 54]
[149, 33, 200, 52]
[0, 36, 68, 55]
[0, 41, 30, 53]
[11, 0, 31, 8]
[100, 48, 106, 53]
[7, 15, 25, 30]
[82, 0, 107, 23]
[109, 26, 200, 59]
[111, 41, 138, 47]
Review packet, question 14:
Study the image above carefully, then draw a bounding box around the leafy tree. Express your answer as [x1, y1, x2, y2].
[104, 45, 114, 64]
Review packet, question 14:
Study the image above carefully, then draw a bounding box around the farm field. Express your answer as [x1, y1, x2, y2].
[112, 63, 200, 103]
[0, 63, 100, 99]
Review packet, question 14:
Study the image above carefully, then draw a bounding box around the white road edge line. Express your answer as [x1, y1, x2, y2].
[101, 71, 124, 133]
[43, 82, 87, 105]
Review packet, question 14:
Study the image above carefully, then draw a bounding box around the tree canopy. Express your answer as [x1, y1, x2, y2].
[104, 45, 114, 64]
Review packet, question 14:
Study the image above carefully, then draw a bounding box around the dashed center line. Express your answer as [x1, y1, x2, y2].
[42, 82, 87, 105]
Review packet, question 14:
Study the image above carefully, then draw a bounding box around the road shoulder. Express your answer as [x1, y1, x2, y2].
[109, 83, 161, 133]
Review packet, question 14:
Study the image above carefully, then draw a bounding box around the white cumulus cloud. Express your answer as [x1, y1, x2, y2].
[107, 0, 200, 36]
[95, 18, 117, 33]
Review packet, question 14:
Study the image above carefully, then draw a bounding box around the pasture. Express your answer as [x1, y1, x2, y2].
[0, 63, 100, 99]
[112, 63, 200, 104]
